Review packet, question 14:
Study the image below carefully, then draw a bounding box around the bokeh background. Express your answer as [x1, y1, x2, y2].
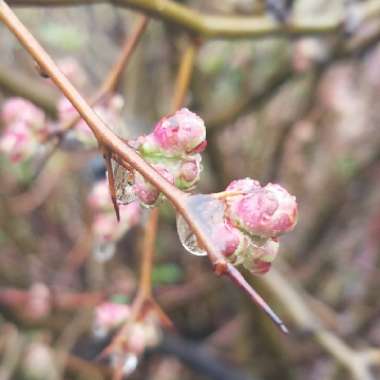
[1, 1, 380, 379]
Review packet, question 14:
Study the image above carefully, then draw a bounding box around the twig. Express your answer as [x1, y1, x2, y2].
[262, 268, 380, 380]
[171, 41, 198, 111]
[7, 0, 380, 40]
[0, 63, 58, 116]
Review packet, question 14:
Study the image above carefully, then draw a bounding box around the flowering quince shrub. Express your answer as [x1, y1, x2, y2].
[87, 179, 141, 261]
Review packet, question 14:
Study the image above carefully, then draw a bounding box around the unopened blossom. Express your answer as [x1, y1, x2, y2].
[93, 302, 130, 337]
[132, 164, 174, 207]
[243, 238, 280, 275]
[107, 310, 162, 377]
[210, 221, 244, 259]
[227, 180, 298, 238]
[176, 156, 202, 188]
[0, 122, 38, 163]
[88, 179, 113, 212]
[92, 202, 140, 243]
[139, 108, 207, 157]
[1, 97, 45, 134]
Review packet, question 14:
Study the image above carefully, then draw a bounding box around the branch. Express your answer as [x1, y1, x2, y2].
[7, 0, 380, 40]
[0, 63, 57, 116]
[262, 269, 380, 380]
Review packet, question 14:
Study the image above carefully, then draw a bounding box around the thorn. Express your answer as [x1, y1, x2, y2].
[225, 263, 289, 334]
[104, 150, 120, 222]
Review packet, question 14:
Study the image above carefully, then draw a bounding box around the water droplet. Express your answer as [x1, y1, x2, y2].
[176, 214, 207, 256]
[176, 194, 226, 257]
[93, 242, 116, 262]
[112, 161, 136, 204]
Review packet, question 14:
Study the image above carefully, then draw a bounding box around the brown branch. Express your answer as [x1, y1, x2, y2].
[0, 63, 58, 116]
[97, 15, 149, 98]
[262, 268, 380, 380]
[171, 41, 198, 111]
[7, 0, 380, 40]
[138, 207, 159, 298]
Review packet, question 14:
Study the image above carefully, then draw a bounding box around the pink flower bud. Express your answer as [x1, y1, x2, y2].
[94, 302, 130, 335]
[1, 98, 45, 134]
[92, 213, 118, 242]
[119, 202, 141, 226]
[150, 108, 206, 155]
[133, 165, 174, 206]
[226, 177, 261, 194]
[228, 182, 297, 238]
[243, 238, 280, 275]
[210, 222, 244, 258]
[176, 156, 201, 189]
[92, 202, 141, 243]
[0, 122, 37, 163]
[87, 180, 112, 212]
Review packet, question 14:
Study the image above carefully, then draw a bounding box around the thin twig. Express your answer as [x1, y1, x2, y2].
[7, 0, 380, 40]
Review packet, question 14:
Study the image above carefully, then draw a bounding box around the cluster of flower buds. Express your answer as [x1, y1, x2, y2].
[116, 108, 207, 208]
[93, 302, 161, 377]
[177, 178, 297, 274]
[87, 179, 141, 261]
[0, 97, 48, 163]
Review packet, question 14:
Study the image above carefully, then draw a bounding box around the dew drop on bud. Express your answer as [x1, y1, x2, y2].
[93, 242, 116, 262]
[176, 214, 207, 256]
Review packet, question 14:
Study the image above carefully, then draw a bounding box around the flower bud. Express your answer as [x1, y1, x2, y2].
[1, 97, 45, 134]
[243, 238, 280, 275]
[87, 180, 113, 212]
[225, 177, 260, 194]
[228, 182, 297, 238]
[0, 122, 37, 163]
[210, 222, 244, 258]
[149, 108, 206, 155]
[176, 155, 201, 189]
[133, 165, 174, 207]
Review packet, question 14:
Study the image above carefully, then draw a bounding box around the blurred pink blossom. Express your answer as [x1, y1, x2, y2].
[0, 122, 38, 163]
